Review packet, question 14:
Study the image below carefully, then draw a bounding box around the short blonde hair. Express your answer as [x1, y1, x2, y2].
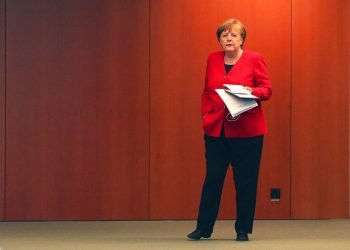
[216, 19, 247, 47]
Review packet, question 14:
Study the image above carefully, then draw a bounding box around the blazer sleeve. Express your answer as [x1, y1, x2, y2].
[251, 54, 272, 101]
[201, 56, 211, 116]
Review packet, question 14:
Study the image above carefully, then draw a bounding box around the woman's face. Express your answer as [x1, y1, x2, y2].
[219, 26, 243, 52]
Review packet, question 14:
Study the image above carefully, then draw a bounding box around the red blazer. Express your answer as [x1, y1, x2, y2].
[202, 50, 272, 138]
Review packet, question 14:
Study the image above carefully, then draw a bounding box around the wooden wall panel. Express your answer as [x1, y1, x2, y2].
[94, 0, 149, 220]
[6, 0, 149, 220]
[150, 0, 291, 219]
[6, 0, 99, 220]
[0, 0, 5, 220]
[291, 0, 349, 218]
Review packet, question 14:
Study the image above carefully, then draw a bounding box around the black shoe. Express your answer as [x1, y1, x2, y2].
[187, 229, 211, 240]
[236, 232, 249, 241]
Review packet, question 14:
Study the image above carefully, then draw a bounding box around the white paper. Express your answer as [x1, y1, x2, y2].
[215, 89, 258, 118]
[223, 84, 249, 94]
[223, 84, 259, 99]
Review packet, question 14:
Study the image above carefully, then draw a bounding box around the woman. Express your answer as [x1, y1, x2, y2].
[187, 19, 272, 241]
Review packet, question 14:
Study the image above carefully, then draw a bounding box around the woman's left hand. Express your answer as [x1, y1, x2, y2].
[243, 86, 253, 93]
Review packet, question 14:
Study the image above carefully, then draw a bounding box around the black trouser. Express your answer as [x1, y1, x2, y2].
[196, 134, 264, 234]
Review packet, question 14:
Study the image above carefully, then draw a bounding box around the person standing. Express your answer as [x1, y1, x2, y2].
[187, 18, 272, 241]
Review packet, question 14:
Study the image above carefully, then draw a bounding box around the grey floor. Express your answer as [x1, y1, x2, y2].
[0, 220, 349, 250]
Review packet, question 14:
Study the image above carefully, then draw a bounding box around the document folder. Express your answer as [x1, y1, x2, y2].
[215, 88, 258, 118]
[223, 84, 260, 99]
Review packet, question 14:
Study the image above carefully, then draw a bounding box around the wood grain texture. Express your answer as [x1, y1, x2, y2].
[291, 0, 349, 218]
[5, 0, 149, 220]
[6, 0, 99, 220]
[0, 0, 5, 220]
[94, 0, 150, 220]
[150, 0, 291, 219]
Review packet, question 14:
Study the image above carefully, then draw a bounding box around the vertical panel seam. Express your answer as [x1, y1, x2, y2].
[3, 0, 7, 221]
[290, 0, 293, 219]
[348, 1, 350, 218]
[148, 0, 151, 220]
[348, 3, 350, 218]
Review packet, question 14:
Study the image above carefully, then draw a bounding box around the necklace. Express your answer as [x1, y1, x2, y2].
[224, 50, 243, 65]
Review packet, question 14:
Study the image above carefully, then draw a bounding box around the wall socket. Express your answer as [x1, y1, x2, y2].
[270, 188, 281, 202]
